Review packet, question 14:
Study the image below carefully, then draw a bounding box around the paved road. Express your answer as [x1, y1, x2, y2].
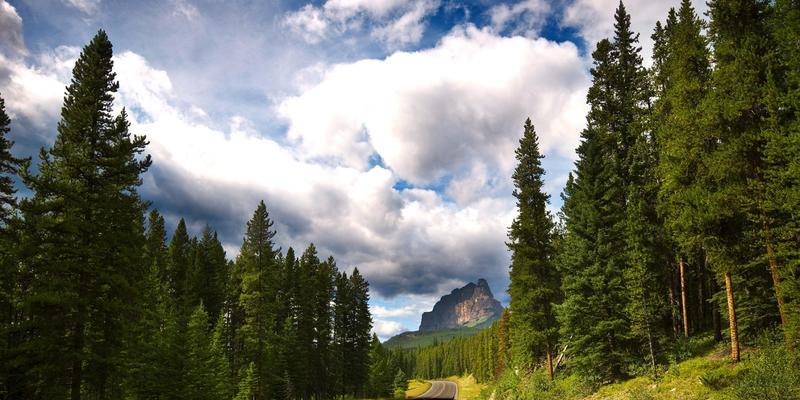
[414, 380, 458, 399]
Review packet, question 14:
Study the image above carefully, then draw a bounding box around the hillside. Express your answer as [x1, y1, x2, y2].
[384, 321, 492, 349]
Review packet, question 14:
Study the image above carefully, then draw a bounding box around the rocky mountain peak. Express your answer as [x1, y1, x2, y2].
[418, 279, 503, 331]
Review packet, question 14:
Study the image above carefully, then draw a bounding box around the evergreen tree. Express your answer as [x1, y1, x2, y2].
[556, 38, 632, 383]
[393, 368, 407, 396]
[19, 30, 151, 399]
[705, 0, 775, 362]
[350, 268, 373, 394]
[236, 201, 280, 399]
[168, 218, 192, 308]
[234, 362, 257, 400]
[124, 209, 183, 399]
[507, 118, 559, 379]
[211, 313, 234, 399]
[190, 226, 227, 324]
[0, 93, 25, 398]
[0, 94, 24, 224]
[765, 0, 800, 348]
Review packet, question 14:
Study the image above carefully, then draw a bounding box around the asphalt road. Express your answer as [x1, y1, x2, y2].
[414, 380, 458, 399]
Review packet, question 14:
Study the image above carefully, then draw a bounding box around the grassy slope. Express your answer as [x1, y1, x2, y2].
[384, 327, 482, 349]
[481, 335, 775, 400]
[586, 348, 745, 400]
[445, 375, 485, 400]
[406, 380, 432, 398]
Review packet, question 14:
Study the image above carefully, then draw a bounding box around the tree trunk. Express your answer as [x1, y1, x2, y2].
[764, 223, 787, 327]
[724, 271, 740, 362]
[668, 271, 678, 338]
[545, 347, 554, 381]
[71, 314, 85, 400]
[680, 259, 689, 337]
[697, 269, 705, 332]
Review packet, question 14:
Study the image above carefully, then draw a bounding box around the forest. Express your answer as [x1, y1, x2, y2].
[394, 0, 800, 398]
[0, 31, 382, 400]
[2, 0, 800, 399]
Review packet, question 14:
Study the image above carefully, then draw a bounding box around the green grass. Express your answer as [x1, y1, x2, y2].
[406, 380, 432, 398]
[585, 349, 744, 400]
[445, 375, 485, 400]
[481, 334, 800, 400]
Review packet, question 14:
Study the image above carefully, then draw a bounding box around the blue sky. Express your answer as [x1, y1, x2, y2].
[0, 0, 707, 340]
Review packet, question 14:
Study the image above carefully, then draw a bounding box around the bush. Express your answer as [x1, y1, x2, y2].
[730, 344, 800, 399]
[481, 369, 590, 400]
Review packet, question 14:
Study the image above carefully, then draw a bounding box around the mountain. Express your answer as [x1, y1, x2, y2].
[419, 278, 503, 331]
[383, 279, 504, 349]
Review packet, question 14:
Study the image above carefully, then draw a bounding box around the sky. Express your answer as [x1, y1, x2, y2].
[0, 0, 707, 340]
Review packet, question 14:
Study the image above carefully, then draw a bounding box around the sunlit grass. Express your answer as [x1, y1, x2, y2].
[406, 379, 432, 398]
[445, 374, 485, 399]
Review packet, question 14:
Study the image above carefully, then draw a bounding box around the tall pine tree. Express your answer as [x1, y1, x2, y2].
[507, 118, 559, 379]
[19, 30, 151, 399]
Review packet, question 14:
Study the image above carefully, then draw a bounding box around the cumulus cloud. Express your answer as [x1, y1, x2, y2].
[283, 0, 439, 47]
[279, 25, 589, 187]
[104, 50, 519, 297]
[563, 0, 708, 65]
[488, 0, 550, 36]
[3, 3, 590, 301]
[0, 45, 79, 157]
[373, 319, 404, 339]
[0, 1, 27, 57]
[371, 305, 416, 318]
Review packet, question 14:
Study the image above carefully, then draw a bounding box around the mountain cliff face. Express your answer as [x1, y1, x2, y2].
[419, 279, 503, 331]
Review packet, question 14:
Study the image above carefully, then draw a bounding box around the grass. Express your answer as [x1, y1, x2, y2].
[585, 347, 745, 400]
[481, 334, 800, 400]
[445, 374, 485, 400]
[406, 380, 432, 398]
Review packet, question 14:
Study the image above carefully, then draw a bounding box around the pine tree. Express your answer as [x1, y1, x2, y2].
[237, 201, 280, 399]
[765, 0, 800, 348]
[234, 362, 257, 400]
[0, 93, 26, 398]
[189, 226, 227, 324]
[350, 268, 373, 394]
[19, 30, 151, 399]
[211, 313, 234, 399]
[507, 118, 559, 379]
[705, 0, 774, 362]
[556, 38, 632, 383]
[0, 94, 24, 224]
[168, 218, 192, 308]
[124, 209, 182, 399]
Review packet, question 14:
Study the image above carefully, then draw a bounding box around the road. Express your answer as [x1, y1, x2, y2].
[413, 380, 458, 399]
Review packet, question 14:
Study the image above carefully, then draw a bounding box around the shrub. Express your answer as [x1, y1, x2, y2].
[730, 344, 800, 399]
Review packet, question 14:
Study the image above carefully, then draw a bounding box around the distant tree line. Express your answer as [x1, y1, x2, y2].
[507, 0, 800, 386]
[0, 31, 374, 400]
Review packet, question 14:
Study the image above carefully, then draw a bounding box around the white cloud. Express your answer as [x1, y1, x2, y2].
[282, 0, 439, 47]
[373, 319, 404, 339]
[563, 0, 708, 65]
[488, 0, 550, 36]
[0, 1, 27, 57]
[284, 4, 331, 44]
[105, 50, 519, 297]
[279, 25, 589, 187]
[63, 0, 101, 14]
[3, 6, 590, 301]
[370, 0, 438, 48]
[371, 304, 416, 318]
[0, 46, 79, 130]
